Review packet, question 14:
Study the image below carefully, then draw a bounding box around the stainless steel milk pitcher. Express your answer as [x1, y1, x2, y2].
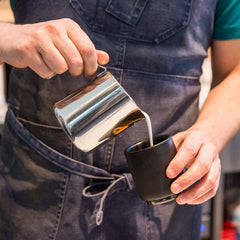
[54, 66, 145, 152]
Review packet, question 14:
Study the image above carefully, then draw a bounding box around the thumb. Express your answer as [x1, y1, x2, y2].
[97, 50, 109, 65]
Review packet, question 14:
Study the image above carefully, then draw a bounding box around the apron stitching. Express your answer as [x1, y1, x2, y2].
[144, 203, 147, 240]
[17, 117, 62, 129]
[106, 66, 199, 81]
[49, 172, 69, 240]
[0, 171, 14, 240]
[70, 141, 73, 159]
[66, 138, 72, 159]
[121, 38, 127, 69]
[119, 67, 123, 86]
[103, 142, 112, 171]
[107, 138, 115, 172]
[144, 203, 150, 240]
[118, 38, 127, 84]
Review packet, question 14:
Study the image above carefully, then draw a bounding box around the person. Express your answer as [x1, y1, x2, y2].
[0, 0, 240, 239]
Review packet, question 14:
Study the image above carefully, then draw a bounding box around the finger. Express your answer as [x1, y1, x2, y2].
[176, 181, 219, 205]
[67, 21, 98, 76]
[170, 143, 217, 194]
[53, 36, 84, 76]
[167, 131, 203, 179]
[97, 50, 109, 65]
[184, 186, 218, 205]
[27, 51, 55, 79]
[175, 156, 221, 205]
[38, 41, 68, 75]
[176, 187, 218, 205]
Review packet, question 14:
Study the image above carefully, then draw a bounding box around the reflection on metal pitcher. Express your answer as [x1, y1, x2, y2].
[54, 66, 145, 152]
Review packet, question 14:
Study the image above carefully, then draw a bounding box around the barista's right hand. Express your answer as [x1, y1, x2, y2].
[0, 19, 109, 79]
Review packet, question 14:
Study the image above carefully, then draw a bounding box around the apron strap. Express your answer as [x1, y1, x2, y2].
[82, 173, 134, 228]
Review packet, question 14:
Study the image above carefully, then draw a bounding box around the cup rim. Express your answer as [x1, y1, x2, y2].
[125, 134, 171, 154]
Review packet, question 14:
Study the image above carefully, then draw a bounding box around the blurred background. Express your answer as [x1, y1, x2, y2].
[1, 1, 240, 239]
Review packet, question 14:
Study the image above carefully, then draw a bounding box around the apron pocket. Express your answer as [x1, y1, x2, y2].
[70, 0, 193, 43]
[105, 0, 148, 26]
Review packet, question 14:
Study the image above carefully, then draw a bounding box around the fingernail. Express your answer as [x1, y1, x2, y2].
[172, 183, 181, 193]
[99, 59, 107, 65]
[177, 196, 185, 205]
[167, 169, 176, 178]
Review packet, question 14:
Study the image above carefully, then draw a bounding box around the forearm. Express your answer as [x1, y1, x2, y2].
[0, 22, 12, 64]
[193, 65, 240, 153]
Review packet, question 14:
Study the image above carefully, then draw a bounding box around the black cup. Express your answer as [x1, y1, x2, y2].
[125, 135, 178, 205]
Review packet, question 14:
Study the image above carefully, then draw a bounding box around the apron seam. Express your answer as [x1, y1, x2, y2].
[17, 117, 62, 130]
[106, 66, 200, 82]
[49, 171, 69, 240]
[106, 138, 116, 172]
[144, 203, 148, 240]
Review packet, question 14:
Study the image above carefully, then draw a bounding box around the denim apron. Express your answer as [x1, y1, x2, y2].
[0, 0, 217, 239]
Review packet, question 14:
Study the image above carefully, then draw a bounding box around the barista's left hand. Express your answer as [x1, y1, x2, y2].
[166, 39, 240, 205]
[166, 128, 221, 205]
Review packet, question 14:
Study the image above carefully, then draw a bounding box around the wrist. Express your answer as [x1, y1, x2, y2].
[0, 22, 14, 64]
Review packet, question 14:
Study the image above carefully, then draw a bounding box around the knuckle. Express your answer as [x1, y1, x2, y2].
[17, 40, 33, 57]
[40, 72, 52, 79]
[44, 22, 61, 36]
[63, 18, 79, 30]
[70, 69, 83, 77]
[85, 64, 98, 77]
[183, 144, 198, 158]
[56, 66, 68, 75]
[207, 177, 216, 189]
[70, 57, 83, 69]
[81, 45, 95, 58]
[31, 29, 49, 48]
[70, 67, 83, 77]
[31, 28, 43, 40]
[209, 187, 217, 197]
[54, 61, 68, 75]
[69, 57, 83, 76]
[200, 161, 211, 173]
[63, 18, 75, 25]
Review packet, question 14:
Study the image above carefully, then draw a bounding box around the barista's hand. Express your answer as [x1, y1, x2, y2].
[166, 128, 221, 205]
[0, 19, 109, 78]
